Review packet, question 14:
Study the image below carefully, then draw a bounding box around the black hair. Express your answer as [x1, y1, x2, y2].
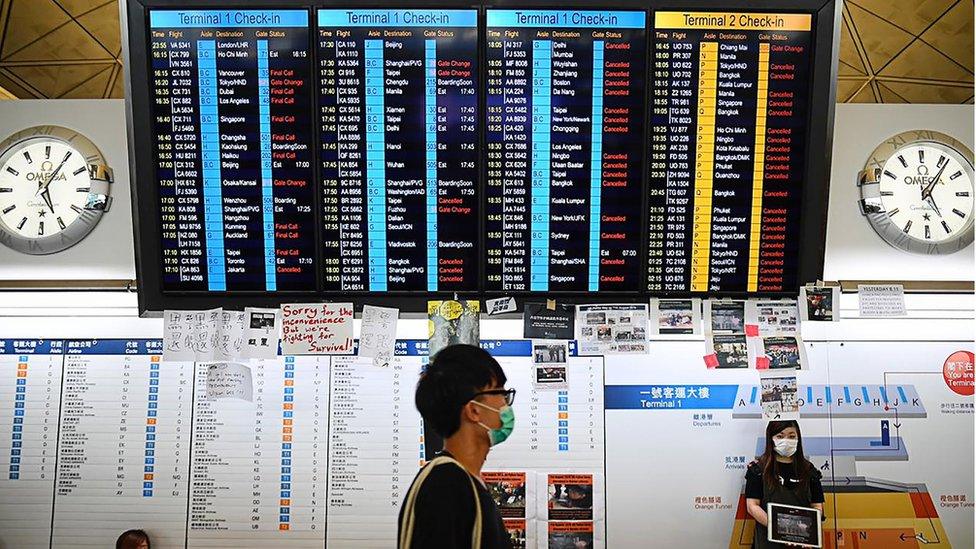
[415, 344, 507, 438]
[759, 420, 814, 494]
[116, 529, 150, 549]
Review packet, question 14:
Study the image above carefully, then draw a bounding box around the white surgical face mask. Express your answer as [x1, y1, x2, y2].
[774, 438, 798, 457]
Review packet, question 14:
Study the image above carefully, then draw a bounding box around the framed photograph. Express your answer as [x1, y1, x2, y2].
[767, 503, 822, 548]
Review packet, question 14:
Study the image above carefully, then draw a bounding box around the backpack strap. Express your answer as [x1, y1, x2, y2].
[399, 456, 482, 549]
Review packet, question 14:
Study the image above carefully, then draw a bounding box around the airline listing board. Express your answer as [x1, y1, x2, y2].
[143, 7, 817, 297]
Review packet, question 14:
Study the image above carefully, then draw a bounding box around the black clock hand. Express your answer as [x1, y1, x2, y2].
[921, 162, 947, 201]
[35, 156, 69, 197]
[925, 194, 943, 217]
[40, 188, 55, 214]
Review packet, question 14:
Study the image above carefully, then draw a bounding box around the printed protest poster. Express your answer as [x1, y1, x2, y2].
[760, 373, 799, 421]
[799, 285, 840, 322]
[524, 302, 576, 340]
[704, 300, 746, 335]
[709, 334, 750, 369]
[241, 307, 282, 359]
[483, 471, 532, 519]
[544, 473, 594, 521]
[280, 303, 354, 355]
[761, 335, 806, 370]
[546, 521, 594, 549]
[746, 299, 799, 336]
[650, 298, 702, 336]
[428, 299, 480, 358]
[575, 304, 648, 355]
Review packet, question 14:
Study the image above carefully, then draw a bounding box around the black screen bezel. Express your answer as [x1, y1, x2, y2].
[122, 0, 839, 314]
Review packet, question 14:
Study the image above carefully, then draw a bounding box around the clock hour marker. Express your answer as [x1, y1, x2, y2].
[942, 221, 951, 234]
[903, 220, 912, 233]
[924, 225, 931, 239]
[2, 204, 14, 214]
[883, 170, 897, 179]
[950, 171, 962, 180]
[880, 191, 894, 196]
[898, 155, 908, 168]
[16, 217, 26, 230]
[0, 187, 11, 193]
[937, 155, 946, 168]
[38, 221, 44, 236]
[70, 204, 83, 214]
[888, 208, 900, 216]
[918, 149, 924, 163]
[956, 191, 970, 197]
[57, 217, 66, 230]
[953, 208, 966, 218]
[62, 151, 72, 162]
[72, 166, 87, 176]
[5, 166, 19, 176]
[22, 151, 31, 164]
[44, 145, 50, 159]
[76, 187, 90, 193]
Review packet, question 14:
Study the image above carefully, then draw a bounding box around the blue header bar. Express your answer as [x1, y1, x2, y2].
[605, 385, 739, 410]
[487, 10, 646, 29]
[65, 339, 163, 355]
[318, 9, 477, 28]
[0, 339, 63, 355]
[149, 10, 309, 29]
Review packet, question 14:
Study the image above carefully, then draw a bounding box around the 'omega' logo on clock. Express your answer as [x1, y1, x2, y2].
[857, 130, 974, 255]
[0, 126, 113, 255]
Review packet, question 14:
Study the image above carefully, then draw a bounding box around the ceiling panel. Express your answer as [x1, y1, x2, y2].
[0, 0, 971, 103]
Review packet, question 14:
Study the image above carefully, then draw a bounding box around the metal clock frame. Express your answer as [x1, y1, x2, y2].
[857, 129, 975, 256]
[0, 125, 113, 255]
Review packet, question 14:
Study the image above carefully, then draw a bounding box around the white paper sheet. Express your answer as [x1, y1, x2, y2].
[204, 361, 253, 401]
[358, 305, 398, 367]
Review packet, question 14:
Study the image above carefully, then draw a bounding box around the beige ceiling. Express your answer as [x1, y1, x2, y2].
[0, 0, 972, 102]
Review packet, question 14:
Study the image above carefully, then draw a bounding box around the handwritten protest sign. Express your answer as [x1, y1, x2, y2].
[280, 303, 354, 355]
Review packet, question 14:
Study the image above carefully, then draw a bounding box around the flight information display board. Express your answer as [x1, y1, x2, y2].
[149, 9, 317, 293]
[484, 10, 647, 293]
[646, 11, 813, 293]
[317, 9, 479, 293]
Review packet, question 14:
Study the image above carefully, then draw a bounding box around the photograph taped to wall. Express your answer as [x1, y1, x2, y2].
[709, 334, 750, 369]
[505, 518, 531, 549]
[650, 298, 702, 337]
[747, 299, 799, 336]
[544, 473, 594, 521]
[533, 340, 569, 365]
[762, 336, 806, 370]
[242, 306, 281, 359]
[760, 373, 799, 420]
[546, 520, 595, 549]
[799, 286, 840, 322]
[576, 304, 648, 355]
[483, 471, 532, 519]
[704, 300, 746, 335]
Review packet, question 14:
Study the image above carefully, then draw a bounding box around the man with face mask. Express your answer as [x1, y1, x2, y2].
[398, 344, 514, 549]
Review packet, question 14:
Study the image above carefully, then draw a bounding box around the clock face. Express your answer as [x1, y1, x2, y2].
[859, 131, 975, 255]
[0, 126, 112, 255]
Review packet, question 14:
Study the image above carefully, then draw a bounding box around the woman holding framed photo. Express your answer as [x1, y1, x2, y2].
[745, 420, 825, 547]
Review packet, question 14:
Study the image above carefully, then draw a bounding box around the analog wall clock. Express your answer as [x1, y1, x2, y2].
[0, 125, 113, 255]
[858, 129, 974, 255]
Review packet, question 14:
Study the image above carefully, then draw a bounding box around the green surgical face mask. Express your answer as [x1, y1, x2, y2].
[472, 400, 515, 446]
